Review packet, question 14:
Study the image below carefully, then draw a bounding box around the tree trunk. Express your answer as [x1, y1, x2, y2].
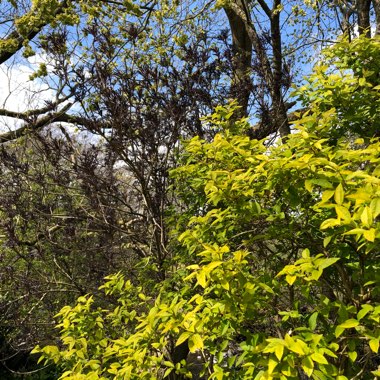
[373, 0, 380, 35]
[224, 0, 253, 120]
[224, 0, 290, 138]
[357, 0, 371, 36]
[270, 0, 290, 137]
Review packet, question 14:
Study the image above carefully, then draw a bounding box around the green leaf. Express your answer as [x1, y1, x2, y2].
[308, 312, 318, 330]
[252, 201, 262, 214]
[323, 235, 332, 247]
[227, 356, 236, 368]
[220, 278, 230, 290]
[357, 304, 373, 320]
[163, 368, 173, 378]
[318, 257, 339, 270]
[314, 179, 333, 188]
[253, 370, 265, 380]
[335, 326, 344, 338]
[259, 282, 275, 294]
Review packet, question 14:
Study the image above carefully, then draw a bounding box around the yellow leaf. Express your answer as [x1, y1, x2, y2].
[268, 357, 277, 374]
[320, 218, 340, 229]
[305, 180, 313, 192]
[348, 351, 357, 362]
[334, 184, 344, 205]
[275, 344, 284, 361]
[204, 261, 223, 274]
[220, 277, 230, 290]
[322, 190, 335, 202]
[338, 319, 359, 328]
[176, 331, 192, 347]
[363, 228, 376, 242]
[370, 197, 380, 218]
[234, 250, 246, 263]
[335, 205, 351, 221]
[189, 334, 204, 353]
[361, 206, 373, 227]
[323, 235, 332, 247]
[76, 350, 85, 359]
[285, 274, 297, 285]
[302, 356, 314, 377]
[344, 228, 365, 236]
[163, 368, 173, 378]
[288, 340, 306, 356]
[346, 191, 371, 205]
[196, 271, 207, 288]
[311, 352, 328, 364]
[369, 339, 379, 353]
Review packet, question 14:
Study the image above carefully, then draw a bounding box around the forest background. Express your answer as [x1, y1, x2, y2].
[0, 0, 379, 379]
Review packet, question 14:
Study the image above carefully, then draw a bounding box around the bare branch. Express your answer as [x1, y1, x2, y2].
[0, 93, 74, 120]
[0, 102, 73, 143]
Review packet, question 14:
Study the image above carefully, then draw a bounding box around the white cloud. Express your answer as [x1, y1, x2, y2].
[352, 23, 376, 38]
[0, 54, 56, 132]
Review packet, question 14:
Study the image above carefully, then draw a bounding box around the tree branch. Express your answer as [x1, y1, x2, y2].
[0, 0, 70, 64]
[248, 106, 307, 140]
[256, 0, 272, 18]
[0, 93, 73, 121]
[0, 103, 73, 143]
